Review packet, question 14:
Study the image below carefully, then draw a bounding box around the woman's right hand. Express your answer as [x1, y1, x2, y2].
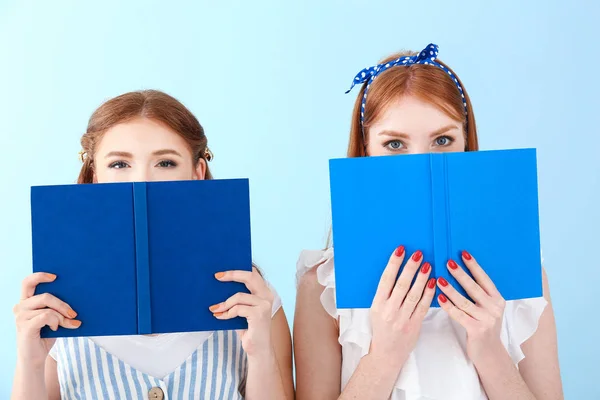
[369, 245, 435, 368]
[13, 273, 81, 368]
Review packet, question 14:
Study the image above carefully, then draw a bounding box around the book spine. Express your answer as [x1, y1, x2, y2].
[429, 154, 450, 306]
[133, 182, 152, 334]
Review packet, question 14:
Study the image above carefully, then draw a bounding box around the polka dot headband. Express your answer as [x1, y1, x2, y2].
[345, 43, 468, 133]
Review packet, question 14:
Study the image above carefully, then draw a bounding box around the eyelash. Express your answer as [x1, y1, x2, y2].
[156, 160, 177, 168]
[108, 160, 178, 169]
[108, 161, 129, 169]
[383, 135, 455, 151]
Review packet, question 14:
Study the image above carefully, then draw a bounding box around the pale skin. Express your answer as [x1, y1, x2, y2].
[12, 118, 294, 400]
[294, 96, 563, 400]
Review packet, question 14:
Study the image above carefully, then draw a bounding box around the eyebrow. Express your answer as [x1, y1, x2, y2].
[377, 124, 460, 138]
[104, 149, 183, 158]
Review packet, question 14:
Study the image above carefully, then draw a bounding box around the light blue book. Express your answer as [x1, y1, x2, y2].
[329, 148, 543, 308]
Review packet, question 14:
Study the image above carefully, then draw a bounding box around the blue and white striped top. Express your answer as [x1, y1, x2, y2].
[51, 330, 247, 399]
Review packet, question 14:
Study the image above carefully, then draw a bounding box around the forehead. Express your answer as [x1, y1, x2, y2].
[96, 118, 190, 154]
[369, 96, 460, 135]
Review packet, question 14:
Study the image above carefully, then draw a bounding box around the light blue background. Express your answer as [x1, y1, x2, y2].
[0, 0, 597, 398]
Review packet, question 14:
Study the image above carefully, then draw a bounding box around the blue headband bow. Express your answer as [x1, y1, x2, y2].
[346, 43, 468, 131]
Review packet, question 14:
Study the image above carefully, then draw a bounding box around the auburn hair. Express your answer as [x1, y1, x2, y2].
[347, 50, 479, 157]
[77, 90, 213, 183]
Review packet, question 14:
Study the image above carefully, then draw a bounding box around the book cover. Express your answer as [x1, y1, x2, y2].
[329, 149, 543, 308]
[31, 179, 252, 337]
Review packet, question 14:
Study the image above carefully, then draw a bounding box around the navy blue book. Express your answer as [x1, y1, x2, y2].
[329, 148, 543, 309]
[31, 179, 252, 338]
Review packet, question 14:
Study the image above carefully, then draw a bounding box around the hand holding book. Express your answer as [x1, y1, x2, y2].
[369, 245, 436, 369]
[12, 272, 81, 368]
[435, 250, 507, 362]
[210, 267, 276, 357]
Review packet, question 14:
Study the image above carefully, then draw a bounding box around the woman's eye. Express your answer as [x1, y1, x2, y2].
[385, 140, 404, 150]
[108, 161, 129, 169]
[435, 136, 453, 146]
[157, 160, 177, 168]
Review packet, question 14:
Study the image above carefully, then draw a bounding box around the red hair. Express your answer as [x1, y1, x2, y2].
[77, 90, 213, 183]
[347, 50, 479, 157]
[325, 49, 480, 248]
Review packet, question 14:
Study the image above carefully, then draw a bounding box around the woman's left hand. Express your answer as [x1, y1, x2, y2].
[436, 250, 507, 363]
[209, 267, 274, 358]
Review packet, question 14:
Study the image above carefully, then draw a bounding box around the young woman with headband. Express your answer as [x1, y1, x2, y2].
[294, 44, 562, 400]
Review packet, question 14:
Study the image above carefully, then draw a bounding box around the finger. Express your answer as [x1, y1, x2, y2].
[20, 273, 57, 300]
[214, 269, 268, 295]
[460, 251, 500, 297]
[447, 259, 495, 309]
[437, 294, 476, 330]
[17, 307, 78, 325]
[388, 250, 423, 307]
[410, 277, 436, 322]
[18, 293, 77, 319]
[24, 309, 81, 334]
[209, 292, 263, 313]
[213, 305, 254, 320]
[373, 245, 405, 305]
[437, 277, 487, 320]
[396, 261, 431, 318]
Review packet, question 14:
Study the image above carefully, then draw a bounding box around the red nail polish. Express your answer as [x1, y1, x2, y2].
[439, 294, 448, 303]
[448, 260, 458, 270]
[462, 250, 472, 260]
[412, 250, 423, 262]
[427, 278, 436, 289]
[421, 262, 431, 274]
[438, 277, 448, 287]
[395, 245, 405, 257]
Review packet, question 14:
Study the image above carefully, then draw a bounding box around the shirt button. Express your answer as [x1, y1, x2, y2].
[148, 387, 164, 400]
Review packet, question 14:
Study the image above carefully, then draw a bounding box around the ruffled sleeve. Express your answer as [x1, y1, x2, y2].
[296, 247, 337, 319]
[265, 278, 284, 317]
[501, 297, 548, 364]
[501, 250, 548, 364]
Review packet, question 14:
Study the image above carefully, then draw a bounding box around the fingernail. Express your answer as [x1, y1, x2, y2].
[438, 277, 448, 287]
[67, 309, 77, 319]
[421, 262, 431, 274]
[462, 251, 472, 261]
[209, 303, 221, 312]
[439, 294, 448, 303]
[214, 272, 225, 279]
[412, 250, 423, 262]
[46, 273, 57, 280]
[70, 320, 82, 328]
[395, 245, 405, 257]
[213, 312, 224, 317]
[448, 260, 458, 270]
[427, 278, 436, 289]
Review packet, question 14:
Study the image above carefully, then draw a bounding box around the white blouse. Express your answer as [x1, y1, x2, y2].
[296, 247, 547, 400]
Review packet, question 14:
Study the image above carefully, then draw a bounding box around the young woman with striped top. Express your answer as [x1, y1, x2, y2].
[11, 90, 294, 400]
